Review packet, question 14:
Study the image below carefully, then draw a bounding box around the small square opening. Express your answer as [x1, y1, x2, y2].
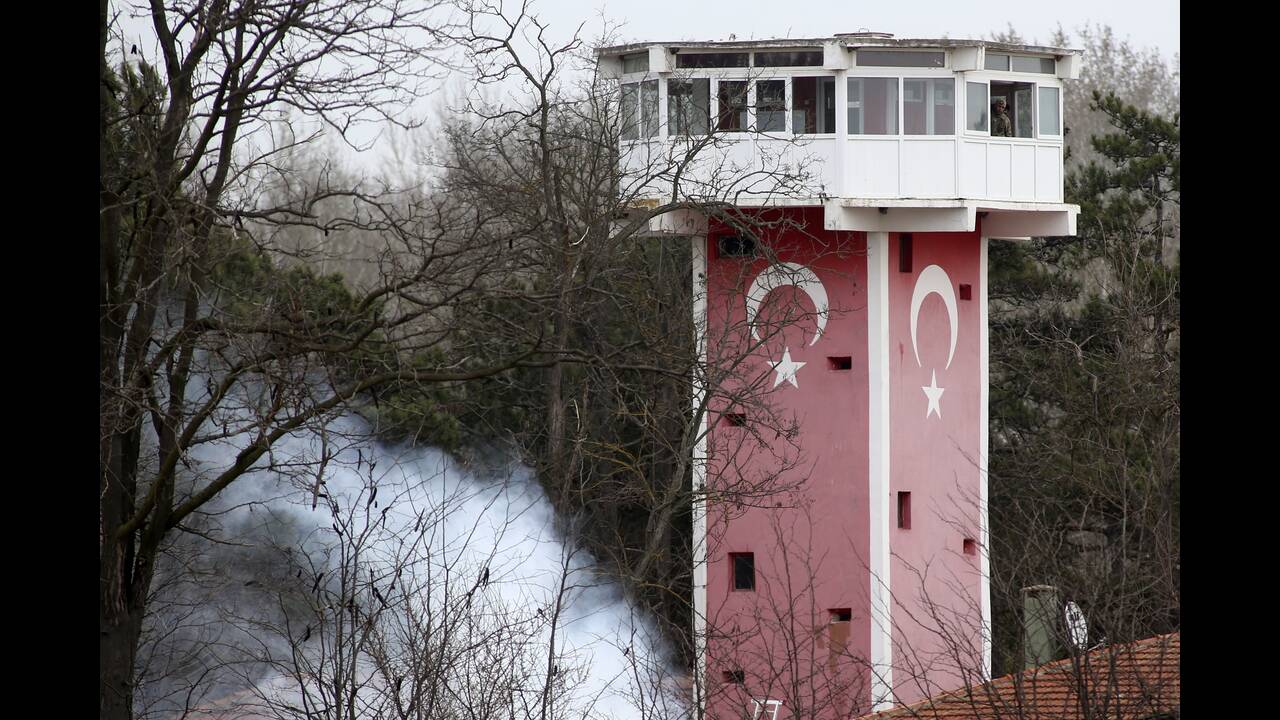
[717, 235, 757, 258]
[963, 538, 978, 556]
[721, 412, 747, 427]
[829, 608, 852, 623]
[897, 492, 911, 529]
[959, 283, 972, 301]
[828, 356, 852, 371]
[730, 552, 755, 591]
[899, 234, 913, 273]
[722, 669, 746, 684]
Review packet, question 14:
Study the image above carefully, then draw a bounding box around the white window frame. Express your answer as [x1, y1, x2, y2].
[666, 76, 712, 138]
[790, 74, 838, 136]
[752, 698, 783, 720]
[1009, 54, 1057, 75]
[902, 76, 957, 137]
[843, 68, 955, 138]
[984, 52, 1011, 72]
[854, 48, 950, 70]
[707, 69, 848, 138]
[754, 76, 789, 135]
[673, 51, 751, 71]
[985, 78, 1038, 140]
[619, 74, 662, 144]
[845, 74, 901, 137]
[710, 75, 754, 135]
[1035, 84, 1063, 139]
[964, 79, 991, 137]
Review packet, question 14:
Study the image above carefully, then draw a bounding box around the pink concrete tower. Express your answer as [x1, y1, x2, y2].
[598, 33, 1080, 719]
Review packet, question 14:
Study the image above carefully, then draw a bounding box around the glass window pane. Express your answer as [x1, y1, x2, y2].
[793, 77, 817, 133]
[905, 79, 954, 135]
[1013, 86, 1034, 137]
[932, 79, 955, 134]
[755, 51, 823, 67]
[966, 82, 988, 132]
[857, 50, 944, 67]
[820, 78, 835, 133]
[621, 52, 649, 74]
[793, 77, 835, 133]
[1038, 86, 1060, 136]
[756, 80, 786, 132]
[718, 80, 748, 132]
[640, 80, 659, 137]
[1011, 55, 1055, 73]
[669, 79, 710, 136]
[677, 52, 749, 68]
[847, 77, 898, 135]
[904, 79, 926, 134]
[985, 53, 1010, 71]
[621, 83, 638, 140]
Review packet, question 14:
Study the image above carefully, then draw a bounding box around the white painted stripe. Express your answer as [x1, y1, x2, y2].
[691, 236, 710, 714]
[866, 231, 894, 709]
[979, 236, 992, 679]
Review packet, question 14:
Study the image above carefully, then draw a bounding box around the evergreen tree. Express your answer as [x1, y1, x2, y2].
[986, 93, 1179, 675]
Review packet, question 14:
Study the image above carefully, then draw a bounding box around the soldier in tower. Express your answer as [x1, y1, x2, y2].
[992, 97, 1013, 137]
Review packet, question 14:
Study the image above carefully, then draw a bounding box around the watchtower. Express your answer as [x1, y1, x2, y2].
[597, 33, 1080, 719]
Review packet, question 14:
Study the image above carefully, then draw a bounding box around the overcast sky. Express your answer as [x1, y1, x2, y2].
[113, 0, 1179, 169]
[581, 0, 1179, 61]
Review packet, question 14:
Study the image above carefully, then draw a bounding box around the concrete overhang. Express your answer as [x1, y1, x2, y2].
[823, 198, 1078, 239]
[616, 199, 1078, 240]
[609, 206, 711, 238]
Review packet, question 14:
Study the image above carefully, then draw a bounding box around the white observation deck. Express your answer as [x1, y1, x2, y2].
[597, 34, 1081, 238]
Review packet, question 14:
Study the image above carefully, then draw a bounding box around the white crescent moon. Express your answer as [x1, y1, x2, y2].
[745, 262, 828, 346]
[909, 264, 958, 369]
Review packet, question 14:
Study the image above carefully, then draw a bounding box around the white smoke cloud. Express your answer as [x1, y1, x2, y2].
[179, 412, 690, 720]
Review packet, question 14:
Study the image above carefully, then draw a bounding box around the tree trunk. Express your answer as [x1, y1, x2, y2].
[100, 601, 143, 720]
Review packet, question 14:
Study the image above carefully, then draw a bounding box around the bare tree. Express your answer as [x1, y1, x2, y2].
[423, 0, 844, 683]
[99, 2, 532, 717]
[103, 2, 835, 719]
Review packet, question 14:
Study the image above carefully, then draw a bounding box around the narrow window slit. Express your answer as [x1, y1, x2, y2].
[730, 552, 755, 591]
[718, 235, 756, 258]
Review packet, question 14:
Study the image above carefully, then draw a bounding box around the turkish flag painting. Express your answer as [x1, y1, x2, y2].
[886, 230, 985, 700]
[703, 210, 873, 718]
[698, 210, 988, 717]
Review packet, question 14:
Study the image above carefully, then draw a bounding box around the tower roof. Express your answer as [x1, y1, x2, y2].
[597, 35, 1078, 59]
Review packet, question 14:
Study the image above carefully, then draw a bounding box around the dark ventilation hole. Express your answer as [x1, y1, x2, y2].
[829, 608, 852, 623]
[959, 283, 972, 301]
[897, 492, 911, 529]
[731, 552, 755, 591]
[964, 538, 978, 556]
[722, 412, 747, 427]
[899, 234, 913, 273]
[718, 235, 757, 258]
[722, 669, 746, 684]
[828, 356, 853, 371]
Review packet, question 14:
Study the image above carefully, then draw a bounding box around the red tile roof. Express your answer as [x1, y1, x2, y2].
[858, 632, 1180, 720]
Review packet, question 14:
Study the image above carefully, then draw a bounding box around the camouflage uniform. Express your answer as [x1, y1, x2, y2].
[992, 108, 1013, 137]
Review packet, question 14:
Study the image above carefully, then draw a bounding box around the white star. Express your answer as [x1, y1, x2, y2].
[770, 346, 806, 389]
[922, 369, 945, 419]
